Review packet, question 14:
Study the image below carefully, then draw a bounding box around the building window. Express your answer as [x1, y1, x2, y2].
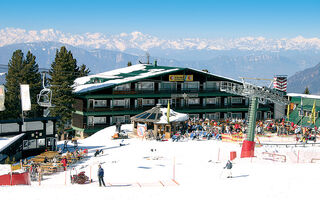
[94, 117, 106, 124]
[88, 116, 94, 126]
[158, 99, 172, 106]
[88, 116, 107, 125]
[159, 82, 177, 91]
[204, 81, 220, 90]
[206, 98, 217, 104]
[142, 99, 155, 106]
[206, 113, 220, 120]
[94, 100, 107, 107]
[114, 83, 131, 91]
[189, 114, 199, 119]
[231, 113, 242, 119]
[182, 81, 199, 91]
[231, 97, 242, 104]
[136, 82, 154, 91]
[112, 116, 125, 124]
[112, 99, 129, 107]
[188, 98, 200, 105]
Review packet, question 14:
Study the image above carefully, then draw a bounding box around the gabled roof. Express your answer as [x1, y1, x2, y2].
[73, 64, 242, 94]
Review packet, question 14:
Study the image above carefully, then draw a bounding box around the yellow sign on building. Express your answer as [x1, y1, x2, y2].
[169, 75, 193, 82]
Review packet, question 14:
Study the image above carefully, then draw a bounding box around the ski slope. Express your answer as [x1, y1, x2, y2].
[1, 124, 320, 200]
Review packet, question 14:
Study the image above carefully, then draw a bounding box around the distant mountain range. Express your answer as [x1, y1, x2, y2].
[0, 28, 320, 85]
[287, 62, 320, 95]
[2, 28, 320, 52]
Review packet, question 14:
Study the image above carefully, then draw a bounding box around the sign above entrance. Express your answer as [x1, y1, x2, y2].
[169, 75, 193, 82]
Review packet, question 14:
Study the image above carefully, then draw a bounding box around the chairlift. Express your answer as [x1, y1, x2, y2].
[37, 71, 54, 108]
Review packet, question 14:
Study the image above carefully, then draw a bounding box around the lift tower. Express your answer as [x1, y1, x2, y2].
[220, 78, 289, 157]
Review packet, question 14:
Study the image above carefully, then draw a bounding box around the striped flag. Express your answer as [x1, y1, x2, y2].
[287, 104, 290, 121]
[299, 97, 303, 116]
[311, 100, 316, 124]
[167, 101, 170, 123]
[273, 76, 287, 92]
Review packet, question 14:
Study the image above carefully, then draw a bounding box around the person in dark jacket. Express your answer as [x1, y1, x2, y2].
[97, 164, 106, 187]
[224, 160, 233, 178]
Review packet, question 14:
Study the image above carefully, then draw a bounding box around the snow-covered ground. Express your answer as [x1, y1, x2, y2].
[1, 124, 320, 200]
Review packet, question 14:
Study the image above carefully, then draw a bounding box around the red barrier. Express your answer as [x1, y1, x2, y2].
[0, 172, 31, 186]
[241, 140, 255, 158]
[230, 151, 237, 160]
[0, 174, 11, 186]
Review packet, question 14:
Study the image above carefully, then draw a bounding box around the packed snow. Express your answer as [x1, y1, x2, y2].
[1, 124, 320, 200]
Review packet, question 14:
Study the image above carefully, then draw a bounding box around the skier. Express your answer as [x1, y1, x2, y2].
[97, 164, 106, 187]
[224, 160, 233, 178]
[70, 167, 77, 184]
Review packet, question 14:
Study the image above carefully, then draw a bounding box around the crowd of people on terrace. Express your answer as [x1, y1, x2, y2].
[169, 117, 319, 142]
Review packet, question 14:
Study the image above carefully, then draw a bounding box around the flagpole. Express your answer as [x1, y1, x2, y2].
[300, 97, 303, 128]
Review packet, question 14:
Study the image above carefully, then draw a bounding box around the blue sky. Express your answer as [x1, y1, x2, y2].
[0, 0, 319, 39]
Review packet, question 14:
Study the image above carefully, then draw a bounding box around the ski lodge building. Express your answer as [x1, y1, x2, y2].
[72, 63, 275, 138]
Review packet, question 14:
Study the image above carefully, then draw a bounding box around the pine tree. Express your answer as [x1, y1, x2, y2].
[3, 50, 24, 119]
[1, 50, 42, 120]
[304, 87, 310, 94]
[49, 46, 78, 136]
[127, 61, 132, 66]
[77, 64, 90, 77]
[22, 51, 42, 118]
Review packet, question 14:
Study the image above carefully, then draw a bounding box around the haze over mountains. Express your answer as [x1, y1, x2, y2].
[0, 28, 320, 93]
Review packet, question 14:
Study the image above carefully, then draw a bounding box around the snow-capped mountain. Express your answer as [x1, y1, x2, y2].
[1, 28, 320, 81]
[1, 27, 320, 52]
[0, 42, 183, 74]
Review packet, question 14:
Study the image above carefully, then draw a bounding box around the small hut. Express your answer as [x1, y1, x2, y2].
[131, 104, 188, 139]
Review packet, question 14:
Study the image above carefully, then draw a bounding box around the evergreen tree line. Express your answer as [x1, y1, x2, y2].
[0, 46, 90, 136]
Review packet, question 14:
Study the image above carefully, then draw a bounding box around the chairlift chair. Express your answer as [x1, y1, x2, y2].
[37, 71, 55, 108]
[37, 88, 53, 107]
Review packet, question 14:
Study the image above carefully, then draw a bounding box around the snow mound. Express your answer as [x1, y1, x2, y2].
[79, 124, 133, 146]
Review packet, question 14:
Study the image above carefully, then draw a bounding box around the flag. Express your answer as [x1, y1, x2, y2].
[299, 97, 303, 116]
[287, 104, 290, 121]
[311, 100, 316, 124]
[167, 101, 170, 123]
[0, 85, 5, 111]
[20, 84, 31, 111]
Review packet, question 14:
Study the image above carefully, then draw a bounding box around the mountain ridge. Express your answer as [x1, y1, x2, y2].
[1, 28, 320, 52]
[287, 62, 320, 95]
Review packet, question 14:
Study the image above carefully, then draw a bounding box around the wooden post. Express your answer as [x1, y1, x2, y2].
[173, 156, 176, 181]
[90, 166, 92, 182]
[38, 168, 41, 186]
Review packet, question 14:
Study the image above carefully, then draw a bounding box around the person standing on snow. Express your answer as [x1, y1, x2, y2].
[97, 164, 106, 187]
[224, 160, 233, 178]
